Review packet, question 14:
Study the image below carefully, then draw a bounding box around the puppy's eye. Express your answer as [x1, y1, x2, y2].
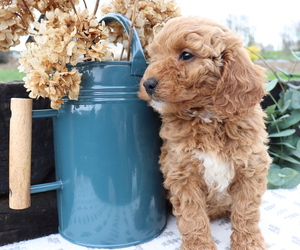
[180, 52, 194, 61]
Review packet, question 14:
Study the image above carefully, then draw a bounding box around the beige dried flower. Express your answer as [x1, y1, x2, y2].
[0, 0, 30, 51]
[19, 8, 110, 109]
[0, 0, 81, 52]
[101, 0, 181, 59]
[26, 0, 79, 13]
[6, 0, 181, 109]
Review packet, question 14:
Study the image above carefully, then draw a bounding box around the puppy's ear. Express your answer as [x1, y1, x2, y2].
[213, 47, 266, 119]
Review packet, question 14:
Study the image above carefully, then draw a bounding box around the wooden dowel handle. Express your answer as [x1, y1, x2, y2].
[9, 98, 32, 210]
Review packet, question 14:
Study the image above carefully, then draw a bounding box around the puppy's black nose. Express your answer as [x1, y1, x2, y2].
[143, 78, 158, 96]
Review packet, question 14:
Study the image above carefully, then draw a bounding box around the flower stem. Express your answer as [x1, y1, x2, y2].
[82, 0, 88, 9]
[127, 0, 139, 61]
[93, 0, 100, 16]
[20, 0, 34, 22]
[69, 0, 77, 15]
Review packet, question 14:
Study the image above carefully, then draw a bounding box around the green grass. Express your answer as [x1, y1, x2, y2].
[267, 72, 300, 80]
[260, 50, 296, 60]
[1, 62, 299, 83]
[0, 69, 25, 81]
[260, 50, 295, 60]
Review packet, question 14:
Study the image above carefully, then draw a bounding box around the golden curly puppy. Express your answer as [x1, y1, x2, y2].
[138, 16, 272, 250]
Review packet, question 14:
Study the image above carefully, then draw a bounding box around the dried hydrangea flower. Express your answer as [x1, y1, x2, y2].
[19, 8, 110, 109]
[5, 0, 181, 109]
[101, 0, 181, 59]
[0, 0, 30, 51]
[26, 0, 79, 13]
[0, 0, 82, 52]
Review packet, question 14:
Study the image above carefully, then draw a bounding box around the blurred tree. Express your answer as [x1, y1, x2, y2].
[296, 21, 300, 50]
[281, 21, 300, 53]
[0, 51, 9, 64]
[225, 14, 256, 46]
[281, 25, 295, 54]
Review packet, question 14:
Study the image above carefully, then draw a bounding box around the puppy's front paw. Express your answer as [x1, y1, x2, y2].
[231, 232, 267, 250]
[231, 242, 267, 250]
[181, 241, 217, 250]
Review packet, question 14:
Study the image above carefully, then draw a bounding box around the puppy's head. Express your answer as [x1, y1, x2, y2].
[138, 16, 266, 119]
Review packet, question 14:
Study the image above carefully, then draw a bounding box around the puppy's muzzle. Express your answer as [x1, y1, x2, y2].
[143, 77, 158, 96]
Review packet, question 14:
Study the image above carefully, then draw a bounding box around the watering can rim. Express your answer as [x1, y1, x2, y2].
[73, 60, 149, 67]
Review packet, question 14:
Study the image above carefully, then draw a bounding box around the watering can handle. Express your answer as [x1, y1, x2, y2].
[99, 13, 147, 76]
[9, 98, 32, 209]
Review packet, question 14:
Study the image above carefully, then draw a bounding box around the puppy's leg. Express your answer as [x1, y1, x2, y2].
[165, 170, 217, 250]
[229, 162, 268, 250]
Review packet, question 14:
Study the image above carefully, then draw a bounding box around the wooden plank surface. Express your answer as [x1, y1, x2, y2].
[0, 82, 57, 245]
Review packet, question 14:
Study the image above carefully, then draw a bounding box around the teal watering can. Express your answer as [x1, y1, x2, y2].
[9, 13, 166, 248]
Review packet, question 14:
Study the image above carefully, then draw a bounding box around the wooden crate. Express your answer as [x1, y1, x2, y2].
[0, 82, 58, 246]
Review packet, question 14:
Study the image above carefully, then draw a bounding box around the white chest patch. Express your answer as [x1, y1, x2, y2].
[183, 110, 221, 123]
[149, 100, 166, 113]
[193, 152, 234, 193]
